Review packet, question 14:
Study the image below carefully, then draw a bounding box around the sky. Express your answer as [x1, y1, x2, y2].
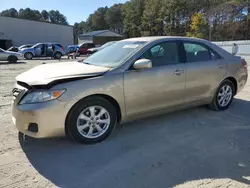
[1, 0, 127, 25]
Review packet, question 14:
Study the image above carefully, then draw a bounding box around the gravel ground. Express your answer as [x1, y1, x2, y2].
[0, 58, 250, 188]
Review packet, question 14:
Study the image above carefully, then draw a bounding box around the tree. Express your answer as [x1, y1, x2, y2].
[49, 10, 68, 25]
[19, 8, 42, 21]
[141, 0, 164, 36]
[123, 0, 146, 37]
[41, 10, 49, 21]
[187, 12, 208, 39]
[0, 8, 18, 18]
[105, 4, 124, 34]
[90, 7, 109, 30]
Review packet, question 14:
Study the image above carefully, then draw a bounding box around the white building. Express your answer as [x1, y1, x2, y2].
[0, 16, 74, 49]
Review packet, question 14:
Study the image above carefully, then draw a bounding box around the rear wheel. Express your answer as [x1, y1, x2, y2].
[54, 52, 62, 59]
[8, 56, 18, 63]
[66, 97, 117, 144]
[210, 80, 235, 111]
[24, 52, 33, 60]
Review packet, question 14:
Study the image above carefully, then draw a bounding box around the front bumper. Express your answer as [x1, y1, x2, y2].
[12, 89, 68, 138]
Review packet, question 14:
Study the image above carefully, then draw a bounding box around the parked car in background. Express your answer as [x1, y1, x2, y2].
[12, 36, 248, 144]
[78, 42, 95, 55]
[87, 41, 116, 55]
[19, 44, 33, 50]
[7, 46, 19, 52]
[0, 48, 24, 63]
[66, 45, 79, 54]
[20, 43, 65, 60]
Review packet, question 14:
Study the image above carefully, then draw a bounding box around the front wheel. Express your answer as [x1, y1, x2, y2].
[210, 80, 235, 111]
[8, 56, 18, 63]
[24, 52, 33, 60]
[66, 97, 117, 144]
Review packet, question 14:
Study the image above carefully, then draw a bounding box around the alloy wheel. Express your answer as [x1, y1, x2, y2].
[76, 106, 111, 139]
[217, 84, 233, 107]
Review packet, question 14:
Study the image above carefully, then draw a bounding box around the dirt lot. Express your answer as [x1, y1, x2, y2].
[1, 58, 250, 188]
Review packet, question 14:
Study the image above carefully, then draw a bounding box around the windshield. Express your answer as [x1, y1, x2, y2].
[82, 41, 146, 68]
[101, 41, 116, 48]
[31, 44, 40, 48]
[19, 45, 30, 49]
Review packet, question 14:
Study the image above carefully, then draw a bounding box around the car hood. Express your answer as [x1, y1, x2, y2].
[5, 51, 22, 56]
[16, 61, 110, 86]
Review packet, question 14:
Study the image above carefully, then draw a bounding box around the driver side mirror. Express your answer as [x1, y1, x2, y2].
[133, 59, 152, 70]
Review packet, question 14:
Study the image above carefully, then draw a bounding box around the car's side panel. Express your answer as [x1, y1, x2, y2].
[182, 41, 228, 104]
[123, 64, 186, 116]
[0, 51, 7, 61]
[54, 74, 126, 122]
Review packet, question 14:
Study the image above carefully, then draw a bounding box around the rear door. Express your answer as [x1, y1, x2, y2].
[183, 41, 227, 103]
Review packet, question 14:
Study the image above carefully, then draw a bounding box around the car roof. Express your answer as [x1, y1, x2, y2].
[122, 36, 208, 43]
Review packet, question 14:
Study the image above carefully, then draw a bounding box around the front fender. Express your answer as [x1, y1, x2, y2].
[53, 74, 126, 121]
[21, 49, 35, 56]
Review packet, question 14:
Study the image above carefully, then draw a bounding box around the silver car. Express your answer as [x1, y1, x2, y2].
[20, 43, 65, 60]
[0, 48, 24, 63]
[12, 37, 248, 144]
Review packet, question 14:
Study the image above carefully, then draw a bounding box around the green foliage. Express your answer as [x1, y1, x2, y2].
[19, 8, 42, 21]
[90, 7, 109, 30]
[0, 8, 18, 18]
[49, 10, 68, 25]
[0, 8, 68, 25]
[122, 0, 145, 37]
[141, 0, 164, 36]
[41, 10, 49, 21]
[1, 0, 249, 40]
[105, 4, 123, 34]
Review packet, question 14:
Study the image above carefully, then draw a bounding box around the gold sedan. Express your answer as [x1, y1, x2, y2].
[12, 37, 248, 144]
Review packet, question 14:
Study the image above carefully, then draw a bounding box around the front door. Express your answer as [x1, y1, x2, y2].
[183, 41, 227, 103]
[34, 44, 42, 56]
[124, 41, 186, 116]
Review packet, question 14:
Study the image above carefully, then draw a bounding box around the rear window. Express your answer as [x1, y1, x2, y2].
[87, 43, 95, 48]
[55, 44, 63, 48]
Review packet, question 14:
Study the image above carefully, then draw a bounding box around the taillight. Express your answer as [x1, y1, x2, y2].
[241, 58, 247, 68]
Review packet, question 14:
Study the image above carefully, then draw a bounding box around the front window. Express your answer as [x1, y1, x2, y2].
[32, 44, 42, 49]
[82, 41, 146, 68]
[140, 42, 180, 67]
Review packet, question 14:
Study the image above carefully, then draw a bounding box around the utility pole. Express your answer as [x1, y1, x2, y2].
[248, 0, 250, 39]
[208, 17, 212, 41]
[209, 23, 212, 41]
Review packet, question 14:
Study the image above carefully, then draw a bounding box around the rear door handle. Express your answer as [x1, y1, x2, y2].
[174, 69, 184, 76]
[218, 63, 224, 68]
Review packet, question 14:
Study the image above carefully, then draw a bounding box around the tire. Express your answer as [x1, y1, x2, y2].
[24, 52, 33, 60]
[66, 97, 117, 144]
[54, 52, 62, 59]
[210, 80, 235, 111]
[8, 56, 18, 63]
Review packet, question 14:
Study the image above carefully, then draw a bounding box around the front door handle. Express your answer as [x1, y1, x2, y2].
[174, 69, 184, 76]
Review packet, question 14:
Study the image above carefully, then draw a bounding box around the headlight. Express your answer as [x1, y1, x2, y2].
[19, 89, 66, 104]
